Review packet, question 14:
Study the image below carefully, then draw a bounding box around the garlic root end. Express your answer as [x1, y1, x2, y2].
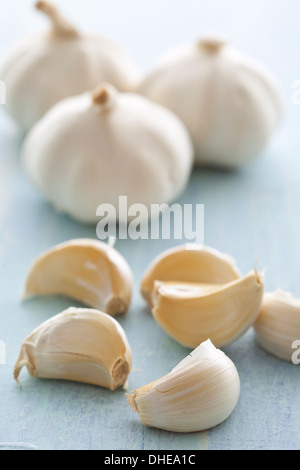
[106, 297, 128, 316]
[111, 358, 130, 390]
[13, 358, 28, 387]
[126, 393, 138, 413]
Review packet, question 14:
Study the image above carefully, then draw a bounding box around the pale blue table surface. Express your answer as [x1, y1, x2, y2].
[0, 0, 299, 451]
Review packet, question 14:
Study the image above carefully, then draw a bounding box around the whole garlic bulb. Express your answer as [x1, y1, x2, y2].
[0, 1, 140, 132]
[139, 37, 282, 168]
[23, 83, 193, 223]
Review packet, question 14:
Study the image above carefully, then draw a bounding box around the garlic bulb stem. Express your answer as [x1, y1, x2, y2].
[92, 84, 117, 112]
[93, 89, 109, 106]
[36, 1, 78, 37]
[198, 38, 226, 53]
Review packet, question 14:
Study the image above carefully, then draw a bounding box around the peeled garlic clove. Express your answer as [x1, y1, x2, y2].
[23, 83, 193, 224]
[126, 339, 240, 433]
[0, 1, 140, 132]
[139, 37, 282, 168]
[152, 271, 264, 348]
[14, 307, 132, 390]
[254, 290, 300, 362]
[24, 238, 133, 316]
[141, 244, 241, 309]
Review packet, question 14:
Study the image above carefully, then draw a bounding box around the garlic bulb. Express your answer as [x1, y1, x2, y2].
[127, 339, 240, 433]
[24, 238, 133, 316]
[14, 307, 132, 389]
[152, 271, 264, 348]
[0, 1, 140, 132]
[139, 37, 282, 168]
[254, 290, 300, 362]
[23, 83, 193, 224]
[141, 244, 241, 309]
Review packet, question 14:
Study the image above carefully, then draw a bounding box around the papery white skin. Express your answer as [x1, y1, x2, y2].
[139, 38, 282, 168]
[0, 1, 141, 132]
[254, 290, 300, 362]
[23, 84, 193, 224]
[127, 339, 240, 433]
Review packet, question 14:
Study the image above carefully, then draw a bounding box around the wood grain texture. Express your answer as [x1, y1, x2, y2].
[0, 0, 299, 450]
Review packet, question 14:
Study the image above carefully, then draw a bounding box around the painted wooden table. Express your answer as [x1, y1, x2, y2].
[0, 0, 299, 451]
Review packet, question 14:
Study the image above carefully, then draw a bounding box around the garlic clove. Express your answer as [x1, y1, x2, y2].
[24, 238, 133, 316]
[254, 290, 300, 362]
[141, 244, 241, 309]
[151, 270, 264, 349]
[14, 307, 132, 390]
[0, 2, 141, 131]
[126, 339, 240, 433]
[138, 37, 282, 168]
[23, 84, 193, 224]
